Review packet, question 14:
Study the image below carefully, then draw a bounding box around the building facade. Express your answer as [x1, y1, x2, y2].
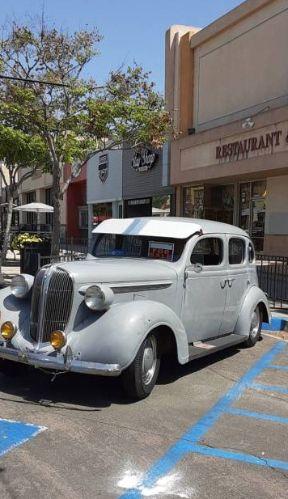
[64, 164, 88, 241]
[166, 0, 288, 254]
[17, 169, 66, 236]
[87, 145, 174, 242]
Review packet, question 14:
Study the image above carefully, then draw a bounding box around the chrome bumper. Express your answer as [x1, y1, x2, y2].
[0, 345, 121, 376]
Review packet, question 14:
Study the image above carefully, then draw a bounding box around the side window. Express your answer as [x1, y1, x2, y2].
[248, 241, 255, 263]
[229, 238, 245, 265]
[191, 238, 223, 266]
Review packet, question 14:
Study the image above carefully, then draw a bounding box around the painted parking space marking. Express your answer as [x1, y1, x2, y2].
[0, 418, 46, 457]
[119, 341, 288, 498]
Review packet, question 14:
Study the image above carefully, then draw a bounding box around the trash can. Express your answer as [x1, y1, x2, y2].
[20, 240, 51, 275]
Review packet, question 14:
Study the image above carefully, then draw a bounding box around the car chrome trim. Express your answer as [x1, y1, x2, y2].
[111, 281, 173, 294]
[0, 346, 121, 376]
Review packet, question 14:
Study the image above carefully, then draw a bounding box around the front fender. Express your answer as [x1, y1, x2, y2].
[234, 286, 271, 337]
[68, 300, 189, 370]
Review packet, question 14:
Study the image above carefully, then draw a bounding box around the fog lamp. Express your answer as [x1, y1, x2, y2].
[50, 330, 66, 350]
[1, 321, 17, 340]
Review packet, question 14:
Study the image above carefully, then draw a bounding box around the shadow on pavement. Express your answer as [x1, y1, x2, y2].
[0, 346, 242, 410]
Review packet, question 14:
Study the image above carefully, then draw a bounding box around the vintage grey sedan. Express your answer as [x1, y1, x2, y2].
[0, 217, 270, 399]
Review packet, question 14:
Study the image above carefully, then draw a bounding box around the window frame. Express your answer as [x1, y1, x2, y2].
[189, 235, 225, 269]
[228, 236, 246, 266]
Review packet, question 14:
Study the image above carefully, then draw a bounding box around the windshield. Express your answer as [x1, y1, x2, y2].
[92, 233, 186, 262]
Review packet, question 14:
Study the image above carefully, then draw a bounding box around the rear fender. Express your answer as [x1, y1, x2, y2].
[234, 286, 271, 337]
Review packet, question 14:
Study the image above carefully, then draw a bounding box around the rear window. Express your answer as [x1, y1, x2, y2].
[191, 238, 223, 266]
[229, 238, 245, 265]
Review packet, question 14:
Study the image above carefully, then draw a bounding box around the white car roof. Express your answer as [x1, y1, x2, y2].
[92, 217, 248, 239]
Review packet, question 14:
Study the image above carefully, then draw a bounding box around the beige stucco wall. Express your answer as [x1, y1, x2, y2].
[194, 0, 288, 130]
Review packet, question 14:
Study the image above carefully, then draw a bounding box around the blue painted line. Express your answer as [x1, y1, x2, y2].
[251, 383, 288, 395]
[186, 443, 288, 472]
[268, 364, 288, 371]
[0, 418, 45, 457]
[227, 406, 288, 425]
[119, 341, 287, 498]
[262, 316, 288, 331]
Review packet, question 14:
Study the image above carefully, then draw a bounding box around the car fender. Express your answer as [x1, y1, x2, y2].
[68, 300, 189, 370]
[234, 286, 270, 337]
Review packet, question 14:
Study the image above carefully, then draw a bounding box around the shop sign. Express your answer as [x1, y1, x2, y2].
[98, 154, 109, 182]
[127, 198, 151, 206]
[216, 130, 286, 161]
[131, 149, 157, 172]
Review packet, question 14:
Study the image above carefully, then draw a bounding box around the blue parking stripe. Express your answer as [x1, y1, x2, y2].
[0, 418, 45, 457]
[251, 383, 288, 395]
[268, 365, 288, 372]
[186, 443, 288, 471]
[227, 406, 288, 425]
[119, 341, 287, 498]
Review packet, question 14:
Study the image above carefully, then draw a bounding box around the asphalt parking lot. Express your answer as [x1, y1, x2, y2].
[0, 335, 287, 499]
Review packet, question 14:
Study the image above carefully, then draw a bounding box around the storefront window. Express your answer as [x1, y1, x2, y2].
[183, 185, 234, 224]
[152, 195, 171, 217]
[239, 180, 266, 252]
[205, 184, 234, 224]
[92, 203, 113, 226]
[183, 186, 204, 218]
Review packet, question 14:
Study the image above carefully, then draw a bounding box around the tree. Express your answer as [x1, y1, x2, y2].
[0, 20, 171, 257]
[0, 125, 50, 269]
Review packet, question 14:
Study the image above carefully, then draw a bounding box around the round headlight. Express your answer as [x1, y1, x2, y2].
[11, 274, 34, 299]
[1, 321, 17, 340]
[50, 330, 66, 350]
[84, 285, 114, 311]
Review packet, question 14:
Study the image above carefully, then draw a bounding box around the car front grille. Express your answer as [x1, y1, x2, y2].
[30, 267, 73, 343]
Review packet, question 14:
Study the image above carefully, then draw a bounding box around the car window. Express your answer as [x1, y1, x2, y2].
[248, 241, 255, 263]
[229, 238, 245, 265]
[92, 233, 187, 262]
[191, 238, 223, 266]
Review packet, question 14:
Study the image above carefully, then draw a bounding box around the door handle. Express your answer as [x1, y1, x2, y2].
[227, 278, 235, 288]
[220, 280, 227, 289]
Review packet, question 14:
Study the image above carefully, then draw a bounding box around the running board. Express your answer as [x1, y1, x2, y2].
[188, 334, 244, 361]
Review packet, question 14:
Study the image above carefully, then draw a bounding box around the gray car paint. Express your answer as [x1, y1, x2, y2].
[0, 219, 270, 375]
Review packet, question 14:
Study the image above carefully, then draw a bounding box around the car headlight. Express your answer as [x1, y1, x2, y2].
[84, 285, 114, 311]
[10, 274, 34, 299]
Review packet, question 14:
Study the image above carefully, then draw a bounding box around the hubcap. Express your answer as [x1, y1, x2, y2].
[250, 308, 260, 338]
[142, 336, 157, 386]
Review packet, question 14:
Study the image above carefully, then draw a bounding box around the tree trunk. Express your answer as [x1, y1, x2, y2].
[51, 159, 62, 259]
[0, 194, 14, 272]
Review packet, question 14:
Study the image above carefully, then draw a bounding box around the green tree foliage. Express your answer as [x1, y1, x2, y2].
[0, 20, 171, 256]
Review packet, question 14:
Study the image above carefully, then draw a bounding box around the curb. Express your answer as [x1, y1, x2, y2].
[262, 316, 288, 332]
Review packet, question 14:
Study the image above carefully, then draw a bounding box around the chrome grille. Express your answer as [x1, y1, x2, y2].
[30, 268, 73, 343]
[30, 268, 46, 341]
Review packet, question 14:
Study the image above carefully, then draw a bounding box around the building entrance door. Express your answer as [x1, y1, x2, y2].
[239, 181, 266, 252]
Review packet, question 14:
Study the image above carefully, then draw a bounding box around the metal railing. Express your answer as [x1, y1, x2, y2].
[256, 254, 288, 309]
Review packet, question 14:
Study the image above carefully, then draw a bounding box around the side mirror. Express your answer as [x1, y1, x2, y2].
[193, 262, 203, 273]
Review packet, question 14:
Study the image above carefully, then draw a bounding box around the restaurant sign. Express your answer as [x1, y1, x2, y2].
[216, 130, 287, 161]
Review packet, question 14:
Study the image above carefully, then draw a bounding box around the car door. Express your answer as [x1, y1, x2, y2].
[221, 236, 250, 334]
[181, 235, 228, 342]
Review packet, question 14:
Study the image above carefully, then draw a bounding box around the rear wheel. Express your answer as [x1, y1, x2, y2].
[244, 305, 262, 347]
[122, 333, 160, 400]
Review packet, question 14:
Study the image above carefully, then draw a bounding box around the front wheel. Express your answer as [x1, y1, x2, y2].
[121, 333, 160, 400]
[243, 305, 262, 347]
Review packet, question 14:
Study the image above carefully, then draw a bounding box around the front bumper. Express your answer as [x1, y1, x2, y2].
[0, 345, 121, 377]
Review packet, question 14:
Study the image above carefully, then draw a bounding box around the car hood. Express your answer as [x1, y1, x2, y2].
[55, 257, 178, 285]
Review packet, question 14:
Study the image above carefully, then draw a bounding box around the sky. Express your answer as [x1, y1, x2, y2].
[0, 0, 242, 92]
